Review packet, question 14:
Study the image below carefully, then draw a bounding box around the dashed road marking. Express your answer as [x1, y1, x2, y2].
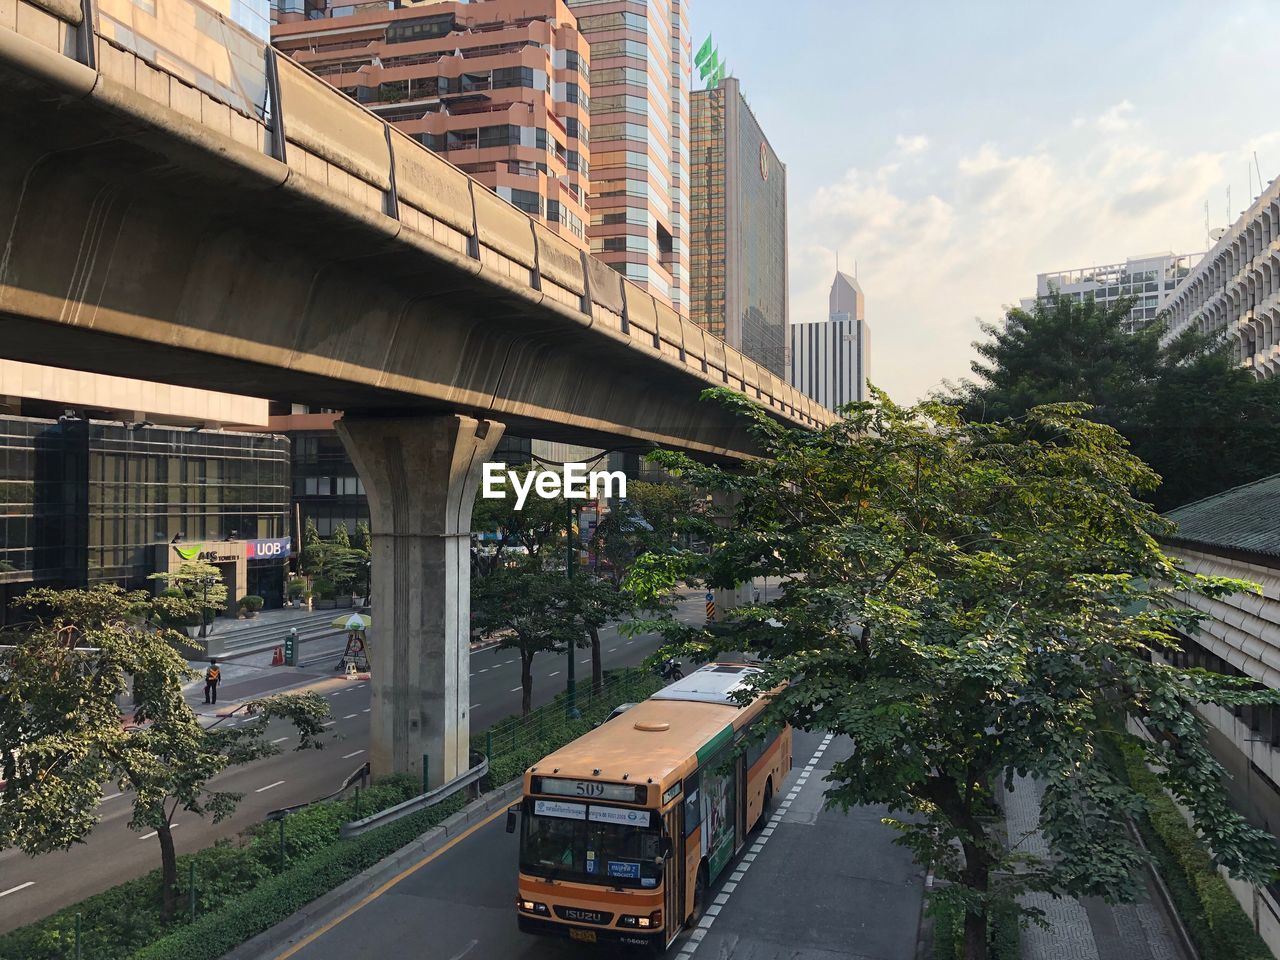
[0, 882, 34, 898]
[471, 702, 481, 709]
[100, 792, 122, 803]
[270, 737, 289, 745]
[362, 708, 370, 713]
[548, 671, 560, 678]
[509, 686, 522, 693]
[342, 750, 365, 759]
[322, 721, 337, 727]
[343, 713, 358, 720]
[255, 780, 285, 793]
[138, 824, 178, 840]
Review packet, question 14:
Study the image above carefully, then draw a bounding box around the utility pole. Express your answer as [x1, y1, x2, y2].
[565, 498, 580, 719]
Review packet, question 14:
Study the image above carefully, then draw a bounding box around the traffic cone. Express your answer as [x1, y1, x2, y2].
[270, 646, 284, 666]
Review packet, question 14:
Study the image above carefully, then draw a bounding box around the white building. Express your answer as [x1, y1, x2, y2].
[790, 271, 869, 412]
[1162, 176, 1280, 373]
[1023, 252, 1202, 335]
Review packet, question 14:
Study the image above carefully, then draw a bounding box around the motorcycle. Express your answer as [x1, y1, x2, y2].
[656, 657, 683, 682]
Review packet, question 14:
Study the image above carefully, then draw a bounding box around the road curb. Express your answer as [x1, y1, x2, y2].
[222, 776, 524, 960]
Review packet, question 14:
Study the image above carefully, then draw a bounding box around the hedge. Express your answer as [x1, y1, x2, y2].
[1103, 730, 1271, 960]
[929, 896, 1019, 960]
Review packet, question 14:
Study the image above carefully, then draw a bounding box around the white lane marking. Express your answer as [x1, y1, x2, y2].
[677, 737, 827, 956]
[471, 703, 481, 709]
[322, 721, 337, 727]
[548, 671, 560, 677]
[624, 640, 633, 645]
[0, 882, 34, 898]
[255, 780, 286, 793]
[362, 708, 370, 713]
[343, 714, 358, 720]
[342, 750, 365, 759]
[581, 658, 591, 664]
[138, 824, 178, 840]
[100, 792, 122, 803]
[479, 668, 489, 673]
[270, 737, 289, 745]
[330, 691, 344, 697]
[510, 686, 522, 693]
[608, 647, 618, 652]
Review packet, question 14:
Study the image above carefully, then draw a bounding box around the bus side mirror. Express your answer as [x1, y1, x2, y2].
[506, 805, 520, 834]
[658, 836, 673, 859]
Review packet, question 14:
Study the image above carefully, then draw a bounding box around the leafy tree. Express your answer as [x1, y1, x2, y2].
[332, 521, 351, 549]
[353, 520, 372, 554]
[1127, 327, 1280, 510]
[471, 466, 566, 579]
[625, 388, 1280, 960]
[0, 585, 330, 918]
[148, 561, 227, 638]
[592, 480, 707, 586]
[565, 574, 635, 694]
[473, 560, 579, 714]
[960, 292, 1280, 510]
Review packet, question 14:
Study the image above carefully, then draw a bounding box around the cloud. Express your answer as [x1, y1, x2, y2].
[895, 133, 930, 156]
[790, 115, 1252, 402]
[1097, 100, 1135, 133]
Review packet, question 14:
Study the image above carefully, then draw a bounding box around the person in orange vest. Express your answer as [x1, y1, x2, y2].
[204, 659, 221, 704]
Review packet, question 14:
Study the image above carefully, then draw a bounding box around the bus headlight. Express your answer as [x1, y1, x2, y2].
[620, 911, 662, 929]
[517, 899, 549, 915]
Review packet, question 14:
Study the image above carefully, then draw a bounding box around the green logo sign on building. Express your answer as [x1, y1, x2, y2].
[174, 543, 204, 561]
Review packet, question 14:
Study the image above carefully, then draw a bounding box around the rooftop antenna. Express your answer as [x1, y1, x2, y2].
[1205, 199, 1211, 248]
[1256, 152, 1265, 198]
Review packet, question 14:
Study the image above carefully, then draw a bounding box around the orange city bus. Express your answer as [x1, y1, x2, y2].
[510, 663, 793, 953]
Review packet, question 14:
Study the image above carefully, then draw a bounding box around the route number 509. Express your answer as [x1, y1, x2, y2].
[575, 782, 604, 797]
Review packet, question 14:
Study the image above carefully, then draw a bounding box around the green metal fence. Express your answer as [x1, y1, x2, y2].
[478, 667, 664, 762]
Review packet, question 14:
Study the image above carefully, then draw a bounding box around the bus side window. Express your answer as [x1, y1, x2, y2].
[746, 726, 780, 769]
[683, 772, 701, 838]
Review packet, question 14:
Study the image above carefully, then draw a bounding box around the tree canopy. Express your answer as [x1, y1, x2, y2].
[959, 292, 1280, 510]
[0, 585, 330, 917]
[624, 387, 1280, 960]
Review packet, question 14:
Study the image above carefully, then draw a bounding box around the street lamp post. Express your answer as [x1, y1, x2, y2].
[565, 498, 580, 720]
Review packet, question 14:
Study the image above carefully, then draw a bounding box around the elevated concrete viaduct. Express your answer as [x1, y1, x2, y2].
[0, 0, 833, 784]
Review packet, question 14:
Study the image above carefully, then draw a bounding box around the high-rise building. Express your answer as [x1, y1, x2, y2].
[272, 0, 591, 248]
[689, 76, 788, 377]
[1022, 252, 1202, 335]
[790, 270, 869, 411]
[567, 0, 691, 314]
[1162, 176, 1280, 373]
[0, 363, 289, 622]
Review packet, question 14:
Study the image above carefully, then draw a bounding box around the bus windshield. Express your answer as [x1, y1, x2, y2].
[519, 800, 664, 889]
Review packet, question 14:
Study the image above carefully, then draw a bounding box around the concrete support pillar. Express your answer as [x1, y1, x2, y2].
[336, 414, 504, 787]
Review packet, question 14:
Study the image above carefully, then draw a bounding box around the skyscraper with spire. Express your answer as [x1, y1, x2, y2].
[790, 269, 870, 411]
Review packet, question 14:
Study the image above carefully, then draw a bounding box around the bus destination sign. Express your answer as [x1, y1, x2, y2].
[536, 777, 643, 804]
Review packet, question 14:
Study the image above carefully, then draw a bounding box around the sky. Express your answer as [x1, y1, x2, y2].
[691, 0, 1280, 401]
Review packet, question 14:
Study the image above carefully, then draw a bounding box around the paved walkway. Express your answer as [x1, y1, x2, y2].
[1003, 776, 1189, 960]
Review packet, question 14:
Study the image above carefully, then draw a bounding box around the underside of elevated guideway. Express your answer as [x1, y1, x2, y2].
[0, 28, 801, 462]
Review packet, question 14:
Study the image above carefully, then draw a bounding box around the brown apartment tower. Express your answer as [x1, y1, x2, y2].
[567, 0, 692, 315]
[273, 0, 591, 249]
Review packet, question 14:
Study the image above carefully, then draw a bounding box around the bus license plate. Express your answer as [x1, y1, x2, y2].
[570, 929, 597, 944]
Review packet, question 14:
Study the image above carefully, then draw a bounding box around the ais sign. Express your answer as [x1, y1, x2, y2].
[246, 538, 291, 559]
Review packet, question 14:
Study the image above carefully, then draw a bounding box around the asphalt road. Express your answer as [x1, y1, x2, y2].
[270, 729, 925, 960]
[0, 593, 716, 933]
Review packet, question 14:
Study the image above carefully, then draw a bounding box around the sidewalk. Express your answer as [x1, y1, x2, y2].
[1004, 776, 1190, 960]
